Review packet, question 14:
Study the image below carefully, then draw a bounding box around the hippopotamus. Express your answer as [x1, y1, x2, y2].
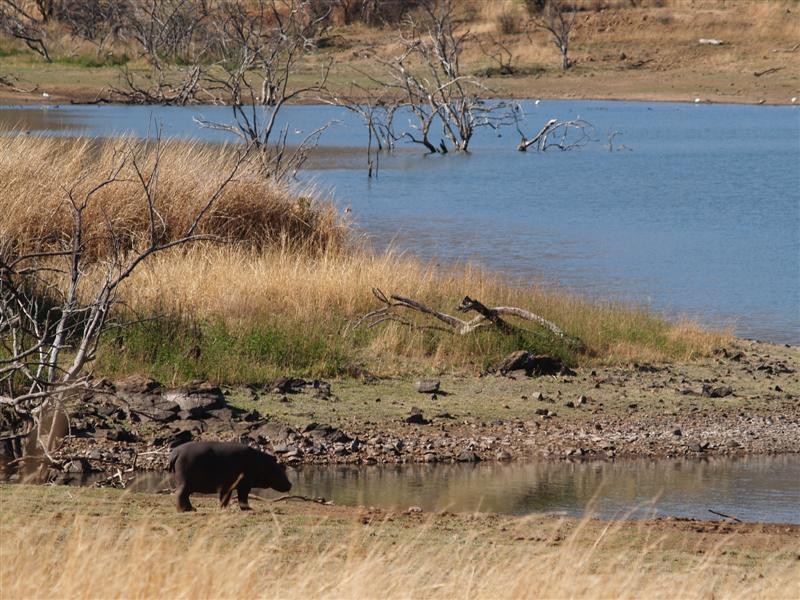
[168, 441, 291, 512]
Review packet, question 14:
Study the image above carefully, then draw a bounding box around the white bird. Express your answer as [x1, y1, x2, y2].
[293, 129, 303, 134]
[792, 97, 798, 104]
[534, 99, 540, 105]
[693, 98, 701, 104]
[41, 92, 50, 98]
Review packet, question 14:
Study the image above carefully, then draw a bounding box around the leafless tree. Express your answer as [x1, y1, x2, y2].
[530, 0, 576, 71]
[0, 0, 50, 61]
[516, 116, 594, 152]
[111, 0, 211, 104]
[0, 136, 251, 472]
[54, 0, 134, 55]
[194, 0, 333, 179]
[351, 0, 515, 154]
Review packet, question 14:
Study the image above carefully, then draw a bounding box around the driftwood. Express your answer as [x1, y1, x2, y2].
[708, 509, 743, 523]
[350, 288, 569, 341]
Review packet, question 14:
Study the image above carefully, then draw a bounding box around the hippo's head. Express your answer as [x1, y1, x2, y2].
[257, 452, 292, 493]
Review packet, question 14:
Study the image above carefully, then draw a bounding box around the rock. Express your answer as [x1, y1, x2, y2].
[578, 395, 588, 405]
[105, 428, 136, 443]
[115, 375, 161, 394]
[564, 401, 575, 408]
[63, 458, 90, 473]
[456, 450, 481, 462]
[254, 423, 297, 444]
[406, 506, 423, 514]
[271, 377, 308, 394]
[534, 408, 549, 416]
[154, 429, 193, 448]
[672, 428, 682, 437]
[415, 379, 440, 393]
[170, 419, 207, 433]
[726, 439, 741, 448]
[404, 409, 430, 425]
[496, 450, 512, 461]
[701, 384, 733, 398]
[162, 384, 225, 417]
[533, 392, 546, 401]
[207, 407, 236, 422]
[303, 424, 351, 444]
[423, 452, 438, 463]
[493, 351, 566, 377]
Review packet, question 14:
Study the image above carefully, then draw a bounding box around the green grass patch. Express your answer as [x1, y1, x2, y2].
[53, 53, 130, 68]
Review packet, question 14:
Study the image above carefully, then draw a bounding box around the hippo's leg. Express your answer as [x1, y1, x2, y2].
[237, 486, 252, 511]
[176, 485, 195, 512]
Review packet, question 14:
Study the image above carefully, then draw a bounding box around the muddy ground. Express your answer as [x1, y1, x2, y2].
[3, 339, 796, 483]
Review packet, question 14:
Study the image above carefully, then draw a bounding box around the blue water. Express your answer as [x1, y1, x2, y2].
[2, 101, 799, 342]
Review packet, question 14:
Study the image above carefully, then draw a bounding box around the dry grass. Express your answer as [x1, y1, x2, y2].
[1, 135, 729, 382]
[113, 245, 728, 368]
[0, 136, 345, 260]
[1, 494, 796, 600]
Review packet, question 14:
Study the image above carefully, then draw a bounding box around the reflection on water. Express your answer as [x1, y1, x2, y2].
[60, 455, 800, 524]
[1, 102, 798, 342]
[279, 455, 800, 523]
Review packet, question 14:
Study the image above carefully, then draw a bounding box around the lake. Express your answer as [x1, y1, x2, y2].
[64, 455, 800, 524]
[1, 101, 798, 343]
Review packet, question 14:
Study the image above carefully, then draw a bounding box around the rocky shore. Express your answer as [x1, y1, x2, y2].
[2, 340, 797, 484]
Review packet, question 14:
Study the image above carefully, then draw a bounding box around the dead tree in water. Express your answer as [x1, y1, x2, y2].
[0, 136, 251, 474]
[342, 0, 514, 155]
[516, 117, 594, 152]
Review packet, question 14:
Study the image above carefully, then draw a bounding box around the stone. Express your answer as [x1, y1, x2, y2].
[496, 450, 512, 461]
[493, 351, 566, 377]
[533, 392, 546, 401]
[415, 379, 440, 393]
[578, 395, 588, 405]
[726, 439, 741, 448]
[115, 375, 162, 394]
[271, 377, 308, 394]
[63, 458, 90, 473]
[254, 423, 297, 444]
[404, 409, 430, 425]
[672, 428, 682, 437]
[534, 408, 549, 416]
[564, 401, 575, 408]
[456, 450, 481, 462]
[162, 384, 225, 417]
[170, 419, 207, 433]
[701, 384, 733, 398]
[105, 428, 136, 443]
[153, 429, 193, 448]
[406, 506, 423, 514]
[423, 452, 438, 463]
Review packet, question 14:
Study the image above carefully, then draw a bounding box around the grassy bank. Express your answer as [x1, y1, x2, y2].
[0, 135, 728, 385]
[1, 484, 798, 599]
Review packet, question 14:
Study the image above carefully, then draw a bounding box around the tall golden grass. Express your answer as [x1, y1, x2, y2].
[0, 135, 345, 259]
[1, 135, 729, 381]
[1, 505, 795, 600]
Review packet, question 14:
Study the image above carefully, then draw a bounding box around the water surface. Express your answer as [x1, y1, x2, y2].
[68, 455, 800, 524]
[2, 101, 798, 342]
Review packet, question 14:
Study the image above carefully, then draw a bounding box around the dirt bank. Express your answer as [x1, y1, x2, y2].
[3, 339, 796, 483]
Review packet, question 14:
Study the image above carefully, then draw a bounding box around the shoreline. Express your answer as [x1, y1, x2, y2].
[5, 339, 796, 482]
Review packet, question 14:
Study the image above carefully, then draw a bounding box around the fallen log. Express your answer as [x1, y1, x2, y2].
[350, 289, 578, 346]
